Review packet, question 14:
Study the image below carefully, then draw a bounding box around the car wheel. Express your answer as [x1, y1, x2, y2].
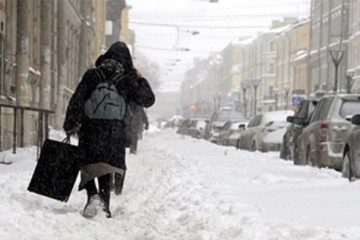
[280, 142, 291, 160]
[306, 145, 320, 167]
[279, 143, 286, 159]
[294, 145, 305, 165]
[293, 138, 305, 165]
[251, 141, 256, 152]
[342, 150, 355, 182]
[305, 145, 312, 166]
[236, 138, 241, 149]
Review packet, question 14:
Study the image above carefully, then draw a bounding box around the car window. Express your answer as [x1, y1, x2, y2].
[216, 111, 245, 121]
[339, 100, 360, 118]
[224, 122, 232, 130]
[294, 100, 306, 117]
[295, 100, 310, 118]
[310, 98, 331, 122]
[247, 117, 257, 128]
[247, 115, 260, 128]
[307, 101, 317, 119]
[254, 115, 262, 126]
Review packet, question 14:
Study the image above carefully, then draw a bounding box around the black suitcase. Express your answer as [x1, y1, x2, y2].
[28, 137, 80, 202]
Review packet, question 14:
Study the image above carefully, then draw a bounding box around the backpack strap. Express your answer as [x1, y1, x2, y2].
[94, 68, 106, 81]
[111, 72, 126, 85]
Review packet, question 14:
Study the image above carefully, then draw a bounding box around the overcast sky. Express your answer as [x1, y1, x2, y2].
[126, 0, 311, 92]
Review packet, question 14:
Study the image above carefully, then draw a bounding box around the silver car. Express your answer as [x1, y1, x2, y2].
[217, 120, 247, 146]
[237, 110, 293, 152]
[280, 99, 317, 161]
[342, 114, 360, 181]
[206, 110, 247, 142]
[294, 94, 360, 170]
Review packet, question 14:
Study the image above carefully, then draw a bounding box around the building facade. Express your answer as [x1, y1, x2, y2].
[0, 0, 110, 150]
[275, 20, 310, 110]
[309, 0, 350, 94]
[348, 0, 360, 92]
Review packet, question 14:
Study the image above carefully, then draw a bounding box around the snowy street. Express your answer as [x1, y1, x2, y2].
[1, 128, 360, 240]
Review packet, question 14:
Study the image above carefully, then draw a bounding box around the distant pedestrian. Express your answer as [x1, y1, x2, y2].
[127, 102, 149, 154]
[63, 41, 155, 218]
[112, 103, 149, 195]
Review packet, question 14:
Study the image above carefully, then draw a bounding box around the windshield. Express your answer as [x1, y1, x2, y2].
[339, 100, 360, 118]
[216, 112, 246, 121]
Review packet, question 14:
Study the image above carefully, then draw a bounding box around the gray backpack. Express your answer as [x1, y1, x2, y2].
[84, 70, 126, 120]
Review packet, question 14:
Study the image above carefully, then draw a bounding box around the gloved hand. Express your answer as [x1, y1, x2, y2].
[144, 123, 149, 130]
[135, 68, 142, 79]
[65, 129, 76, 137]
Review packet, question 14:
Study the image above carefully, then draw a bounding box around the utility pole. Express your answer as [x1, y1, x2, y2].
[40, 0, 52, 110]
[79, 0, 91, 77]
[16, 0, 30, 106]
[252, 79, 261, 116]
[329, 49, 344, 93]
[55, 0, 66, 128]
[240, 80, 249, 117]
[16, 0, 31, 146]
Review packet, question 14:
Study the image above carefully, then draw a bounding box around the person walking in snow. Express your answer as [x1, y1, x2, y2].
[111, 103, 149, 196]
[127, 102, 149, 154]
[63, 41, 155, 218]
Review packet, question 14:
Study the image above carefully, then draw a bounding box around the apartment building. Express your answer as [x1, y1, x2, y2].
[275, 20, 310, 110]
[0, 0, 109, 150]
[309, 0, 350, 93]
[348, 0, 360, 92]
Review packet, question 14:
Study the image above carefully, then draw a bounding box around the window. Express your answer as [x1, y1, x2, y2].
[310, 98, 331, 122]
[269, 41, 275, 52]
[339, 100, 360, 118]
[0, 37, 4, 95]
[268, 63, 274, 74]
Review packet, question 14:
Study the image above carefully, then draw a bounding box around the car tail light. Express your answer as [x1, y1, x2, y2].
[319, 120, 329, 142]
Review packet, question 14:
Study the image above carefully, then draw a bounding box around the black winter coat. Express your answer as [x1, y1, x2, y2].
[63, 68, 155, 171]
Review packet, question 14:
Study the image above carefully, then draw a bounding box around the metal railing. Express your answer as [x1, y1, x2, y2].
[0, 103, 55, 154]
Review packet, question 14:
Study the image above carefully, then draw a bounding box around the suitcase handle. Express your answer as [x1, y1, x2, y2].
[62, 136, 71, 144]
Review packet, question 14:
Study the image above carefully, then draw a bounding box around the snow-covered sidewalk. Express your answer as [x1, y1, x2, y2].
[1, 128, 360, 240]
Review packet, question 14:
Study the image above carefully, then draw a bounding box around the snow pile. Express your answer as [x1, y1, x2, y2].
[0, 128, 360, 239]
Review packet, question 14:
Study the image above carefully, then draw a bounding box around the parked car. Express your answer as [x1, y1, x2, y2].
[217, 120, 247, 146]
[237, 110, 293, 152]
[292, 94, 360, 170]
[209, 121, 228, 143]
[280, 99, 318, 161]
[206, 109, 247, 142]
[176, 119, 193, 135]
[169, 115, 184, 127]
[187, 118, 208, 139]
[263, 127, 287, 150]
[342, 114, 360, 181]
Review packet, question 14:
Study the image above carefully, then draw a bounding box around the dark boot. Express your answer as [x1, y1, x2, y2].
[114, 172, 126, 195]
[83, 194, 101, 218]
[99, 189, 111, 218]
[83, 180, 100, 218]
[99, 174, 112, 218]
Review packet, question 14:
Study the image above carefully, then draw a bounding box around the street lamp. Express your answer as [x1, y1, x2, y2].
[346, 69, 355, 94]
[329, 49, 344, 93]
[273, 88, 279, 111]
[283, 87, 290, 110]
[240, 80, 249, 117]
[252, 78, 261, 116]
